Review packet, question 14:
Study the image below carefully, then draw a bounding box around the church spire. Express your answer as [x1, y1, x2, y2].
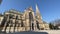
[36, 4, 40, 14]
[36, 4, 42, 19]
[36, 4, 43, 24]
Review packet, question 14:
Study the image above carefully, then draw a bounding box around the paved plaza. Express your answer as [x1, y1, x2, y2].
[35, 30, 60, 34]
[0, 30, 60, 34]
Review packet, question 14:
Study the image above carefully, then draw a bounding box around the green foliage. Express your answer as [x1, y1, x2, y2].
[49, 23, 54, 29]
[49, 23, 59, 30]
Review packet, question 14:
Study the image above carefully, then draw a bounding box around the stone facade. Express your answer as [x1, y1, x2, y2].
[0, 14, 3, 25]
[0, 4, 49, 33]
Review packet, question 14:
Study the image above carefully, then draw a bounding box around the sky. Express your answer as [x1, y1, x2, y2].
[0, 0, 60, 23]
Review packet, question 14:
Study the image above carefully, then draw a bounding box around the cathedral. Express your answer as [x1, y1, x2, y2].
[0, 4, 49, 33]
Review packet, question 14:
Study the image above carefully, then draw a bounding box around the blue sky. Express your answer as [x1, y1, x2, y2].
[0, 0, 60, 23]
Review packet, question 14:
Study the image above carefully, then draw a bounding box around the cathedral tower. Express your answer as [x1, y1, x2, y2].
[36, 4, 44, 30]
[24, 7, 36, 31]
[36, 4, 42, 23]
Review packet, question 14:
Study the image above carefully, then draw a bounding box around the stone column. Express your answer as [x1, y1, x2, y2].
[2, 16, 9, 32]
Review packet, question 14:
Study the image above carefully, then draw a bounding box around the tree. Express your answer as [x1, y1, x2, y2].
[49, 23, 54, 29]
[49, 19, 60, 30]
[54, 26, 59, 30]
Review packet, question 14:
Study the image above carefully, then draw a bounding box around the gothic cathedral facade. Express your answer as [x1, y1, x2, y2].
[0, 4, 49, 33]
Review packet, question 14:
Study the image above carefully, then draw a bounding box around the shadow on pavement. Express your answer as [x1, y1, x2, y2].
[0, 31, 48, 34]
[8, 31, 48, 34]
